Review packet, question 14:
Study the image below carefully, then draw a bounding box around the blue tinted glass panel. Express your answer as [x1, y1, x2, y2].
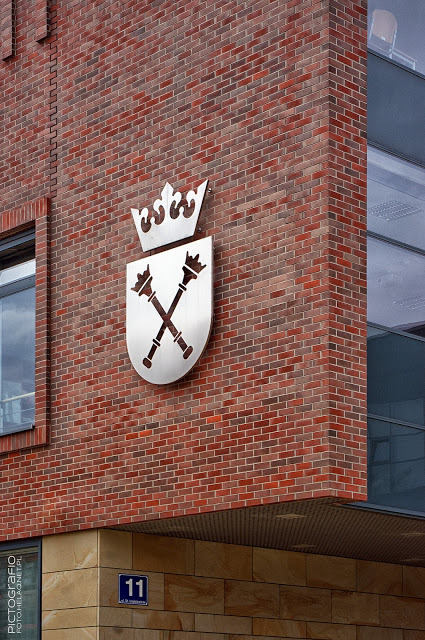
[0, 546, 39, 638]
[368, 327, 425, 426]
[368, 54, 425, 168]
[0, 287, 35, 434]
[368, 237, 425, 336]
[368, 148, 425, 251]
[368, 0, 425, 74]
[368, 417, 425, 512]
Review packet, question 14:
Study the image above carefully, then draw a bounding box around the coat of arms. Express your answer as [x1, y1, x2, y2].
[127, 180, 213, 384]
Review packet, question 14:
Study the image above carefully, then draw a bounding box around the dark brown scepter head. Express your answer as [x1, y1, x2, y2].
[182, 252, 206, 286]
[132, 266, 153, 297]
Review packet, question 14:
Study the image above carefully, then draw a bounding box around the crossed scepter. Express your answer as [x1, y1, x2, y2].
[132, 252, 206, 369]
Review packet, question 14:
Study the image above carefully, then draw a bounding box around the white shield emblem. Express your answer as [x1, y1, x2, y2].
[126, 236, 213, 384]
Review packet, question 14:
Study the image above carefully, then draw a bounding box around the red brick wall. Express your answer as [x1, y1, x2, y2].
[0, 0, 52, 210]
[0, 0, 367, 539]
[328, 0, 367, 495]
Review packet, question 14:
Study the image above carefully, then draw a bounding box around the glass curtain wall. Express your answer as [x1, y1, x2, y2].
[368, 146, 425, 512]
[368, 0, 425, 74]
[0, 544, 40, 639]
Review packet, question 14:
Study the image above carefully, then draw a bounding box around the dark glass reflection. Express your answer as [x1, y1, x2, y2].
[368, 147, 425, 251]
[368, 417, 425, 512]
[0, 288, 35, 433]
[368, 327, 425, 426]
[368, 0, 425, 75]
[368, 237, 425, 336]
[0, 547, 39, 638]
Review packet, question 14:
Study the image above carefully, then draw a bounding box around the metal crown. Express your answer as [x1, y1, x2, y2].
[131, 179, 209, 252]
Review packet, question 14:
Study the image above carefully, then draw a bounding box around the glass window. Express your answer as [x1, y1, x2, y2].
[0, 233, 35, 435]
[367, 236, 425, 335]
[368, 0, 425, 75]
[368, 326, 425, 426]
[0, 543, 40, 639]
[367, 145, 425, 512]
[368, 147, 425, 251]
[368, 417, 425, 512]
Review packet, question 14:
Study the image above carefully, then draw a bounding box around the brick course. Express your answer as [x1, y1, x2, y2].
[0, 0, 14, 60]
[0, 0, 367, 539]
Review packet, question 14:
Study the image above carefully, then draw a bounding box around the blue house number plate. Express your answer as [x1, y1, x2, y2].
[118, 574, 148, 605]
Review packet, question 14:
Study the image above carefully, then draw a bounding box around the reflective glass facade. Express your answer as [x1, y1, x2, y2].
[367, 236, 425, 336]
[0, 256, 35, 435]
[367, 0, 425, 514]
[367, 145, 425, 511]
[368, 326, 425, 426]
[0, 545, 39, 639]
[368, 417, 425, 512]
[368, 0, 425, 74]
[368, 147, 425, 251]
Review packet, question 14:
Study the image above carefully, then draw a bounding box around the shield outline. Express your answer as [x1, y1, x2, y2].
[126, 236, 213, 384]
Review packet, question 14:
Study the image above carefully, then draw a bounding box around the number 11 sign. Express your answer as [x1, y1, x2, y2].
[118, 574, 149, 605]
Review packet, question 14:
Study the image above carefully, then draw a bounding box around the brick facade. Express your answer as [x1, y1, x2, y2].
[0, 0, 367, 539]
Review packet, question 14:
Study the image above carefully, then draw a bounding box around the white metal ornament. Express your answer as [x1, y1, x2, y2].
[126, 237, 213, 385]
[127, 178, 213, 385]
[131, 180, 209, 252]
